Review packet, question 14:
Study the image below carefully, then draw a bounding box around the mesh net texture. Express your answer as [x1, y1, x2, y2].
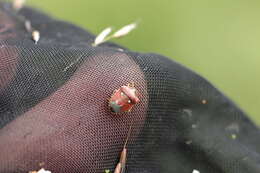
[0, 2, 260, 173]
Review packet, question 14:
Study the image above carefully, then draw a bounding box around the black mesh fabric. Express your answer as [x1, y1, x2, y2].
[1, 3, 260, 173]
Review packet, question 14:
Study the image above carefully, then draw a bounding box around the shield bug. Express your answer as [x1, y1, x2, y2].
[109, 83, 140, 113]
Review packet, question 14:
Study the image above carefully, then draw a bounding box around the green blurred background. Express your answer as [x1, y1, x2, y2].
[24, 0, 260, 124]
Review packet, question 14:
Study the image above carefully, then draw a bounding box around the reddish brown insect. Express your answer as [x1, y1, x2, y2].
[109, 83, 140, 113]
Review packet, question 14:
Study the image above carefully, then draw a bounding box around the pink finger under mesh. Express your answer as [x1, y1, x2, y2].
[0, 51, 148, 173]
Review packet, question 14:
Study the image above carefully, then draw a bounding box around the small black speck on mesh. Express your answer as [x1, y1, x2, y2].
[0, 2, 260, 173]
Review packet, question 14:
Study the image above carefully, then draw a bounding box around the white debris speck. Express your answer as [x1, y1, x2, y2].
[202, 99, 207, 104]
[13, 0, 26, 10]
[192, 169, 200, 173]
[226, 122, 240, 133]
[29, 168, 51, 173]
[231, 134, 237, 140]
[185, 140, 192, 145]
[104, 170, 110, 173]
[93, 22, 138, 46]
[32, 30, 40, 44]
[25, 20, 32, 32]
[117, 48, 124, 52]
[183, 109, 192, 117]
[112, 23, 137, 38]
[38, 168, 51, 173]
[93, 27, 112, 46]
[63, 55, 82, 72]
[242, 157, 248, 161]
